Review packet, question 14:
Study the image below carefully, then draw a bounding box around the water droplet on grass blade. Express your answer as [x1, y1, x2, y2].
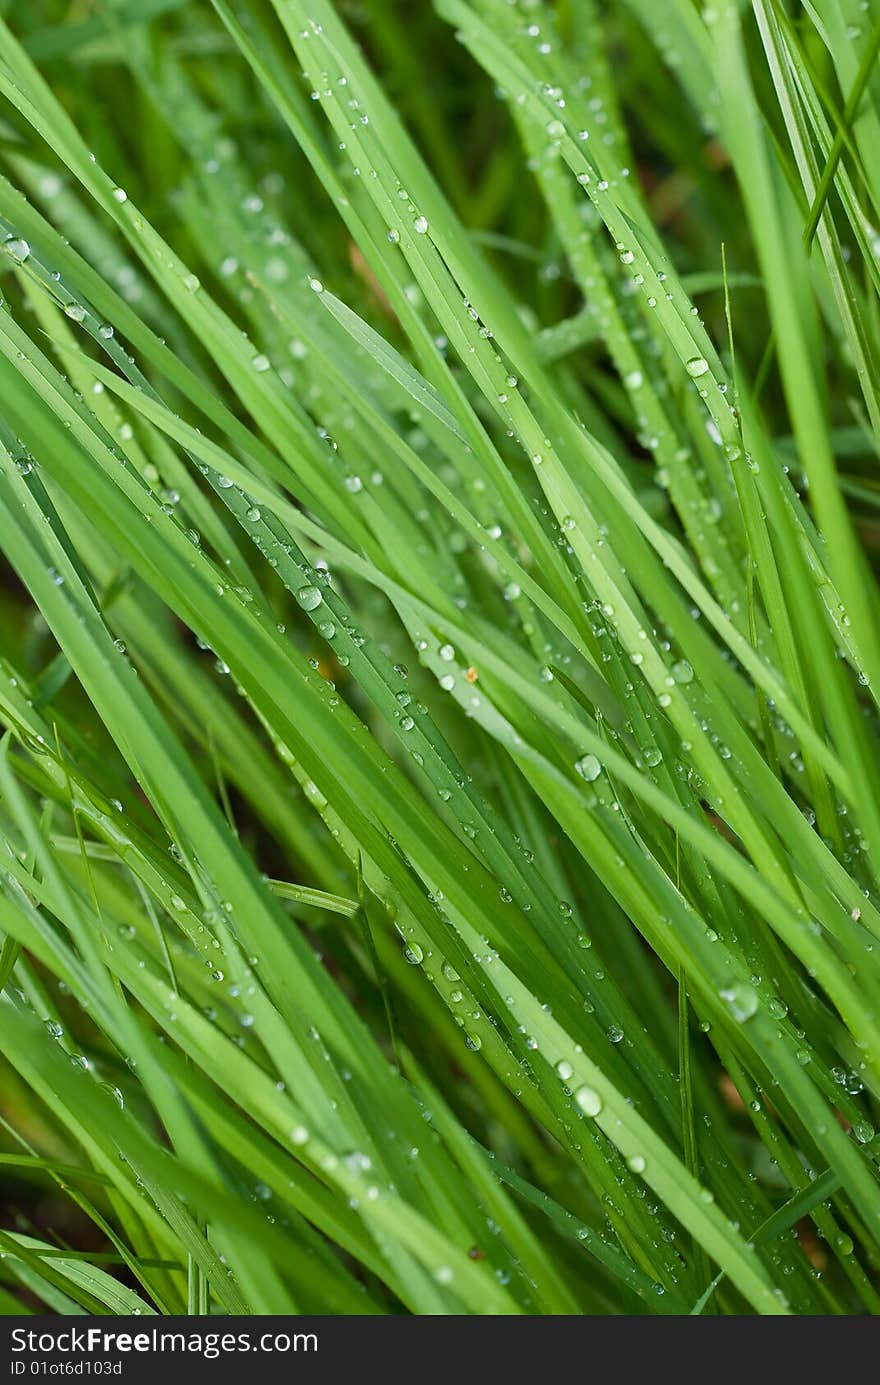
[575, 754, 602, 782]
[720, 983, 759, 1022]
[575, 1086, 603, 1117]
[4, 238, 29, 263]
[672, 660, 694, 684]
[296, 585, 323, 611]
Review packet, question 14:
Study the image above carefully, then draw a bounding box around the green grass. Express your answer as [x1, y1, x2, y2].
[0, 0, 879, 1316]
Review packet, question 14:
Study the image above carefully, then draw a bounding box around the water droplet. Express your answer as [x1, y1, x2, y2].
[719, 983, 759, 1023]
[672, 660, 694, 684]
[686, 356, 709, 378]
[414, 215, 429, 234]
[296, 585, 323, 611]
[3, 238, 29, 263]
[575, 1085, 603, 1117]
[575, 754, 602, 782]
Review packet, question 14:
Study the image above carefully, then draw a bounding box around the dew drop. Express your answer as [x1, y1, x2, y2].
[719, 983, 759, 1023]
[575, 1085, 603, 1117]
[3, 237, 29, 263]
[672, 660, 694, 684]
[575, 753, 602, 782]
[296, 585, 323, 611]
